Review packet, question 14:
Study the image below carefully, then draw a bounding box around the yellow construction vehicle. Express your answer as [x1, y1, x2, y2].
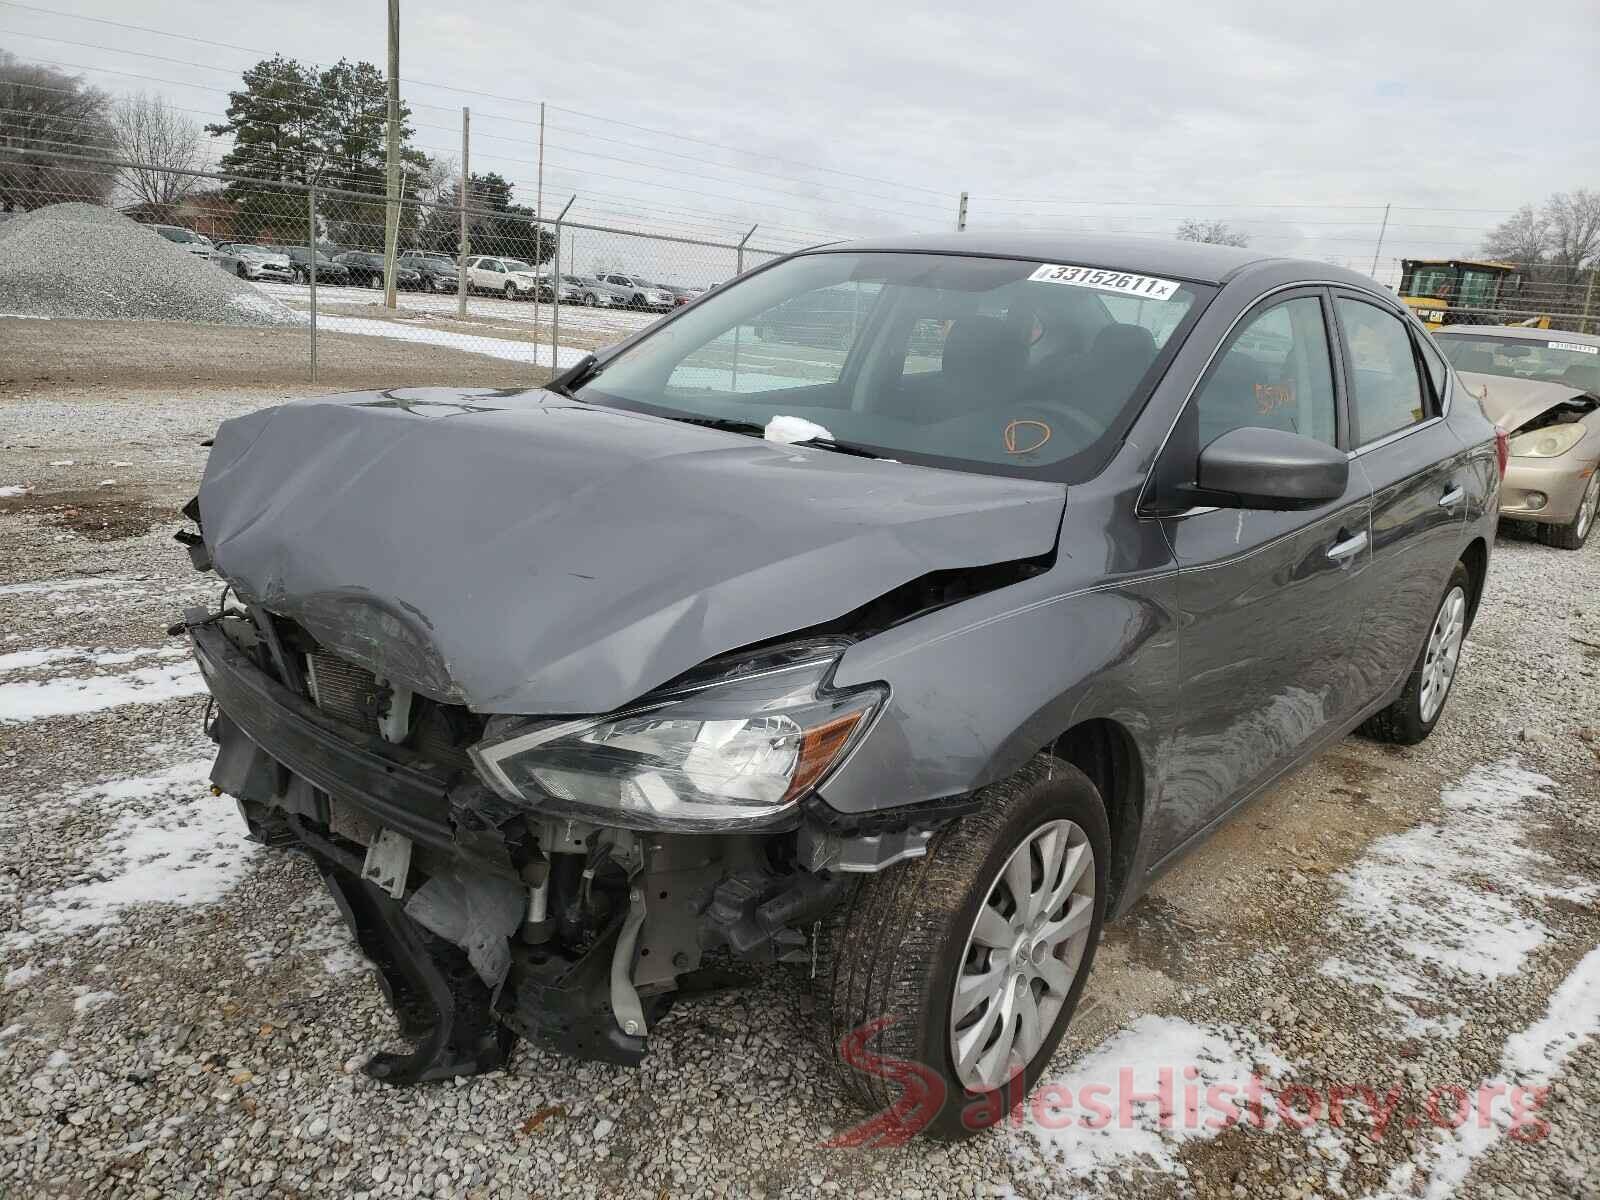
[1398, 258, 1547, 329]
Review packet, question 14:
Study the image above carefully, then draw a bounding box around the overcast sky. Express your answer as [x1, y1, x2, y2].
[5, 0, 1597, 280]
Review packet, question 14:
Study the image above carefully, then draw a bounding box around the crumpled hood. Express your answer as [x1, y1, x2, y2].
[197, 388, 1067, 714]
[1458, 371, 1594, 432]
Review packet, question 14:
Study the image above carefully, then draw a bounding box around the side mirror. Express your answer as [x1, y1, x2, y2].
[1195, 426, 1348, 510]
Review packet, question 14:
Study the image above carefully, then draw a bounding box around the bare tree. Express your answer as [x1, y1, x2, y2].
[0, 50, 116, 209]
[111, 93, 206, 210]
[1481, 204, 1548, 266]
[1543, 189, 1600, 285]
[1175, 217, 1250, 247]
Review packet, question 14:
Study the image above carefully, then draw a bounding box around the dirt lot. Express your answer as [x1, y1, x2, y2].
[0, 317, 553, 393]
[2, 373, 1598, 1200]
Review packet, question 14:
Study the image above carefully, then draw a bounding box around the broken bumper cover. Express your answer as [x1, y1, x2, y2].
[184, 612, 887, 1081]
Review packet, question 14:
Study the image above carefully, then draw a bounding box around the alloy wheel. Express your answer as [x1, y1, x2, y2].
[949, 819, 1095, 1093]
[1577, 473, 1599, 541]
[1419, 584, 1466, 722]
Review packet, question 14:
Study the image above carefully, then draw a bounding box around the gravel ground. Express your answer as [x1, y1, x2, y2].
[0, 206, 299, 328]
[1, 383, 1597, 1200]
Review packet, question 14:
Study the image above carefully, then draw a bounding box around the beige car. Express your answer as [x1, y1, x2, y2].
[1434, 325, 1600, 549]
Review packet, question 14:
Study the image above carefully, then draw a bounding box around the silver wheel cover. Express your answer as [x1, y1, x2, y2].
[949, 818, 1096, 1092]
[1419, 584, 1466, 722]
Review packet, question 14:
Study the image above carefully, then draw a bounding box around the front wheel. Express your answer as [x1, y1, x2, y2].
[1359, 562, 1471, 744]
[236, 264, 249, 279]
[583, 293, 598, 307]
[1541, 472, 1599, 550]
[504, 282, 519, 300]
[815, 756, 1109, 1142]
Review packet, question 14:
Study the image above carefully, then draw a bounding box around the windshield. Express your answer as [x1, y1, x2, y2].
[1408, 265, 1455, 299]
[577, 251, 1210, 480]
[1436, 334, 1600, 391]
[503, 260, 534, 272]
[1457, 268, 1504, 309]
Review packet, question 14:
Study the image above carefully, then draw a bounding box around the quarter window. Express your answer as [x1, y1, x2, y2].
[1192, 296, 1338, 449]
[1337, 298, 1428, 444]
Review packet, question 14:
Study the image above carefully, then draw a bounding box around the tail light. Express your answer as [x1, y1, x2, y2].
[1493, 427, 1509, 480]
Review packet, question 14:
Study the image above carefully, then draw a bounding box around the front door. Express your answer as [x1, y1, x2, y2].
[1149, 290, 1373, 860]
[1332, 294, 1469, 708]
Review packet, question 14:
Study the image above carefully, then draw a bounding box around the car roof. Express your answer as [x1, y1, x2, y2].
[811, 231, 1375, 288]
[1435, 324, 1600, 347]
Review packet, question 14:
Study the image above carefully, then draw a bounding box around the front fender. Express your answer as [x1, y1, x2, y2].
[819, 564, 1179, 819]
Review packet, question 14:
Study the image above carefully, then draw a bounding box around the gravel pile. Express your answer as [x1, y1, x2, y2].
[0, 204, 301, 327]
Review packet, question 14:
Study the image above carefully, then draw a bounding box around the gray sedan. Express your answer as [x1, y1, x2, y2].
[180, 233, 1500, 1140]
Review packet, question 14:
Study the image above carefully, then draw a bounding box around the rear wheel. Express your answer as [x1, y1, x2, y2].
[584, 293, 598, 307]
[1541, 472, 1599, 550]
[1359, 562, 1470, 744]
[815, 756, 1109, 1141]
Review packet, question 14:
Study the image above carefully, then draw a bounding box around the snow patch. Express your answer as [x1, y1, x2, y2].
[1369, 945, 1600, 1200]
[0, 659, 206, 723]
[71, 989, 117, 1014]
[1012, 1015, 1289, 1184]
[0, 484, 31, 498]
[1317, 760, 1585, 1030]
[11, 759, 257, 941]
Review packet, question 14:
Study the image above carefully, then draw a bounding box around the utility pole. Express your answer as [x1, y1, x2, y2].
[956, 191, 968, 232]
[1369, 202, 1391, 279]
[307, 178, 318, 383]
[458, 106, 470, 318]
[1581, 267, 1597, 336]
[551, 194, 575, 370]
[381, 0, 402, 309]
[533, 101, 545, 365]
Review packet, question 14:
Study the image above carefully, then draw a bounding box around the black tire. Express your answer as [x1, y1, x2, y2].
[1539, 473, 1599, 550]
[236, 264, 248, 279]
[584, 294, 598, 307]
[1359, 561, 1472, 745]
[504, 282, 518, 301]
[815, 756, 1110, 1142]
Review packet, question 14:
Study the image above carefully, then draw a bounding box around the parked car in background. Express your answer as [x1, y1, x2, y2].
[597, 272, 676, 311]
[212, 244, 294, 283]
[276, 247, 351, 285]
[572, 275, 626, 307]
[334, 251, 423, 291]
[181, 233, 1501, 1140]
[150, 224, 214, 259]
[1435, 325, 1600, 548]
[398, 253, 460, 293]
[660, 283, 705, 306]
[463, 256, 547, 301]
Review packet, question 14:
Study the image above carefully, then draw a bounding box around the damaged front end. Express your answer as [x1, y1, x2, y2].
[182, 597, 942, 1083]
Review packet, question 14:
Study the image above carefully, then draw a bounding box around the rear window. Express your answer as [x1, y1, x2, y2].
[579, 251, 1213, 481]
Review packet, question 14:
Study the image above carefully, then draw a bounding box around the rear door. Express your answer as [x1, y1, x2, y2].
[1149, 288, 1373, 860]
[1332, 293, 1469, 707]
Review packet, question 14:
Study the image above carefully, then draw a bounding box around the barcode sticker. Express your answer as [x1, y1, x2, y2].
[1028, 263, 1180, 301]
[1548, 340, 1598, 356]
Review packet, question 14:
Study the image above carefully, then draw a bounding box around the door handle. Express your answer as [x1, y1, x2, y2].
[1327, 530, 1368, 562]
[1438, 486, 1465, 508]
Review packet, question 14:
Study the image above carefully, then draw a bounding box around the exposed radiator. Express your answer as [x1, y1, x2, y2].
[305, 650, 384, 735]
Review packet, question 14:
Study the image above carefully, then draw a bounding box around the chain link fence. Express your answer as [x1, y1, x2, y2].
[0, 149, 792, 384]
[3, 149, 1595, 393]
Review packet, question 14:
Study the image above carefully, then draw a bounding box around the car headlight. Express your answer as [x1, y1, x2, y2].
[1507, 423, 1586, 458]
[469, 641, 884, 830]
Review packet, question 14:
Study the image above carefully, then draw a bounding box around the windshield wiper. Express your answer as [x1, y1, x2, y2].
[789, 435, 888, 460]
[548, 352, 602, 397]
[669, 415, 769, 436]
